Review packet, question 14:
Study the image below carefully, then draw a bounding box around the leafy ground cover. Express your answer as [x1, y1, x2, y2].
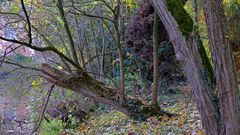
[47, 86, 205, 135]
[75, 104, 203, 135]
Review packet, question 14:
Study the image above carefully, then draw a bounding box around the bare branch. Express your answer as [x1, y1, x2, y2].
[0, 36, 79, 68]
[56, 0, 80, 67]
[0, 59, 41, 71]
[0, 12, 22, 17]
[32, 84, 55, 134]
[0, 44, 22, 67]
[70, 7, 114, 23]
[83, 53, 110, 69]
[101, 18, 117, 43]
[95, 0, 115, 13]
[21, 0, 32, 45]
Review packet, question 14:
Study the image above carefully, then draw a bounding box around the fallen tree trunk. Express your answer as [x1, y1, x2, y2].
[40, 64, 174, 120]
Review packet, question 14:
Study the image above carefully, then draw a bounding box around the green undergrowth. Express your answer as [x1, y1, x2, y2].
[39, 86, 205, 135]
[40, 119, 64, 135]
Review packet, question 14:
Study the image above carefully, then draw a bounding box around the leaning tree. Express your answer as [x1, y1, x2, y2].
[1, 0, 240, 134]
[153, 0, 240, 134]
[0, 0, 175, 120]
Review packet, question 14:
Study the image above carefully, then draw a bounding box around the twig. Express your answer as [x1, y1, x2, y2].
[0, 35, 79, 68]
[0, 12, 23, 17]
[0, 60, 40, 71]
[31, 84, 55, 134]
[83, 71, 118, 90]
[21, 0, 32, 45]
[82, 53, 110, 69]
[0, 44, 22, 67]
[69, 8, 114, 23]
[96, 0, 115, 13]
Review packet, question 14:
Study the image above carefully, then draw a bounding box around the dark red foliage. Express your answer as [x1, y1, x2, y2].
[125, 0, 183, 82]
[125, 0, 154, 52]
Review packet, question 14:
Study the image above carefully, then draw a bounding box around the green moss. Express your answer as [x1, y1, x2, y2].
[166, 0, 214, 85]
[166, 0, 194, 37]
[195, 31, 215, 86]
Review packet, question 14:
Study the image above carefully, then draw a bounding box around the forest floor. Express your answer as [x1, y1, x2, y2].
[60, 86, 205, 135]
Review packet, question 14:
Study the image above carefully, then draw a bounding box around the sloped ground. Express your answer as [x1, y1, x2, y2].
[76, 104, 203, 135]
[71, 54, 239, 135]
[53, 86, 205, 135]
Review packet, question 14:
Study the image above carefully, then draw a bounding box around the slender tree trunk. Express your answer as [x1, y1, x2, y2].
[75, 18, 86, 67]
[152, 12, 160, 106]
[203, 0, 240, 134]
[153, 0, 220, 134]
[83, 32, 96, 77]
[100, 21, 105, 80]
[97, 7, 106, 80]
[90, 21, 101, 73]
[114, 1, 125, 104]
[56, 0, 79, 67]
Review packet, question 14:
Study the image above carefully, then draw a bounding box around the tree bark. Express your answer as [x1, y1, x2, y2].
[114, 1, 125, 104]
[40, 64, 173, 120]
[152, 12, 161, 106]
[75, 18, 86, 67]
[153, 0, 220, 134]
[203, 0, 240, 134]
[193, 0, 215, 86]
[56, 0, 80, 67]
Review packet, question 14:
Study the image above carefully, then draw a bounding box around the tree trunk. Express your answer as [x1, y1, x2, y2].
[40, 64, 173, 120]
[114, 2, 125, 104]
[193, 0, 215, 86]
[56, 0, 79, 67]
[152, 12, 160, 106]
[75, 18, 86, 67]
[203, 0, 240, 134]
[98, 18, 106, 81]
[153, 0, 220, 134]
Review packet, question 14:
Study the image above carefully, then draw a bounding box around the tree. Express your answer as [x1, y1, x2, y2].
[0, 0, 173, 120]
[113, 0, 125, 104]
[203, 0, 240, 134]
[153, 0, 240, 134]
[152, 12, 160, 107]
[1, 0, 239, 134]
[56, 0, 80, 68]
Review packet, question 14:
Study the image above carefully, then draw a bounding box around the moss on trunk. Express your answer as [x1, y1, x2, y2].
[166, 0, 193, 37]
[165, 0, 214, 87]
[41, 64, 174, 121]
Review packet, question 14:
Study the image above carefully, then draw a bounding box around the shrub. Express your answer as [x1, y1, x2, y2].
[40, 119, 63, 135]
